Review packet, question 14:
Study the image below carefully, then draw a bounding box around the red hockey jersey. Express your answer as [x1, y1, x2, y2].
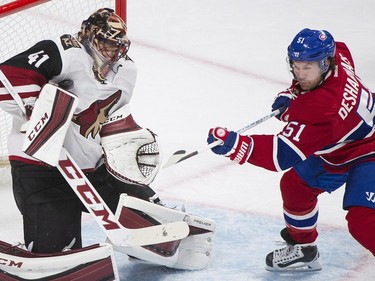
[248, 42, 375, 172]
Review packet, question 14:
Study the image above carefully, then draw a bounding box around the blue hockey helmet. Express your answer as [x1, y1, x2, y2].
[287, 28, 335, 72]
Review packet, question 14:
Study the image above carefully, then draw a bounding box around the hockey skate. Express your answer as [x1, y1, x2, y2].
[265, 228, 322, 272]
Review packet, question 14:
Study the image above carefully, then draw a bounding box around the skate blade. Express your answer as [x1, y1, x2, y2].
[265, 260, 322, 272]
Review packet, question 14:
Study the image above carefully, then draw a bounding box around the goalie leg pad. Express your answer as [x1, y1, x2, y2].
[110, 194, 215, 270]
[0, 241, 119, 281]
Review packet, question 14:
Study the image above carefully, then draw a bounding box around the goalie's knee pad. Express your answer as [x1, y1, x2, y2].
[109, 194, 215, 270]
[101, 105, 161, 186]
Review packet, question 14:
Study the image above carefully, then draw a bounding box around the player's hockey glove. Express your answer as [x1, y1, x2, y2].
[207, 127, 252, 165]
[271, 86, 298, 122]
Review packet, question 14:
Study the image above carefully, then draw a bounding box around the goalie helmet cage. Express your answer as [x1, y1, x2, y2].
[0, 0, 126, 168]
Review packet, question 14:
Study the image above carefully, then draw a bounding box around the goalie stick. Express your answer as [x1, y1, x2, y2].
[163, 107, 286, 168]
[0, 70, 27, 115]
[57, 148, 189, 246]
[0, 74, 189, 246]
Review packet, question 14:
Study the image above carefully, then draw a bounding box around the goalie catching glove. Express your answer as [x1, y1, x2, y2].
[207, 127, 253, 164]
[100, 105, 161, 186]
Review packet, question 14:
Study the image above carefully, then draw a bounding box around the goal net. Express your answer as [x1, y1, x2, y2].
[0, 0, 125, 170]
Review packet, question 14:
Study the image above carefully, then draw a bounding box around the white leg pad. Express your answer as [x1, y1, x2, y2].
[0, 241, 119, 280]
[110, 194, 215, 270]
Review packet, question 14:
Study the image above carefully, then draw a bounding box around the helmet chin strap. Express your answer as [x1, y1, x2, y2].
[316, 58, 334, 88]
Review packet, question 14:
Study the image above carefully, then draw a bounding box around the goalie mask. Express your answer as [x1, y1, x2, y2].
[78, 8, 130, 82]
[100, 106, 161, 186]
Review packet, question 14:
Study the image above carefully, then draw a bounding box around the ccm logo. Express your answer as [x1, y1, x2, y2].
[0, 258, 23, 268]
[27, 112, 48, 141]
[59, 158, 121, 230]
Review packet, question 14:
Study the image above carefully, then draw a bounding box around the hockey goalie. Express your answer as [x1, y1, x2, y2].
[0, 82, 215, 279]
[0, 7, 214, 278]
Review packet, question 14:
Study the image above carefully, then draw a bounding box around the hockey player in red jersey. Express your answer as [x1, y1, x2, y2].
[208, 28, 375, 271]
[0, 8, 215, 279]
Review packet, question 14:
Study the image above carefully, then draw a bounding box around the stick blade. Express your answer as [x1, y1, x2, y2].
[163, 150, 198, 168]
[127, 221, 189, 246]
[163, 150, 186, 168]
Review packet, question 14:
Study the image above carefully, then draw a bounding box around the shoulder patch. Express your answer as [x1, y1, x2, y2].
[60, 34, 81, 50]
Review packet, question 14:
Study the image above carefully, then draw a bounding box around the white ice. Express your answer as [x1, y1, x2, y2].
[1, 0, 374, 280]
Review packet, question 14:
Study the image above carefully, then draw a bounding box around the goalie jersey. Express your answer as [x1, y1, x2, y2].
[248, 42, 375, 173]
[0, 34, 137, 170]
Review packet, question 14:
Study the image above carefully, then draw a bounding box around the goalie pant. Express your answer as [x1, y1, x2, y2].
[11, 160, 158, 253]
[0, 240, 119, 281]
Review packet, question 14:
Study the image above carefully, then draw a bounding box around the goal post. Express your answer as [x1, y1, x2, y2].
[0, 0, 126, 167]
[0, 0, 51, 18]
[116, 0, 127, 23]
[0, 0, 127, 20]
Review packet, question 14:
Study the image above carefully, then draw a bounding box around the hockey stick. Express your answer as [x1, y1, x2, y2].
[57, 148, 189, 246]
[163, 107, 285, 168]
[0, 74, 189, 246]
[0, 70, 27, 115]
